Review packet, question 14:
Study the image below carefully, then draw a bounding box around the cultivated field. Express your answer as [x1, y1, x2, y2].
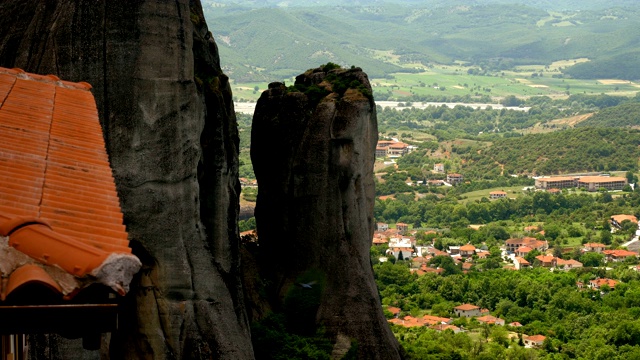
[231, 59, 640, 103]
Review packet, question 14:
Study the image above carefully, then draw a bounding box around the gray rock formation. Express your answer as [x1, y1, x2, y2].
[0, 1, 253, 359]
[251, 66, 402, 359]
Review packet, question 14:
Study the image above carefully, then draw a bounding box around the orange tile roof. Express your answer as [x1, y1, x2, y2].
[387, 306, 401, 315]
[516, 246, 533, 253]
[611, 214, 638, 224]
[538, 176, 575, 182]
[460, 244, 476, 251]
[476, 315, 503, 324]
[603, 249, 638, 257]
[579, 176, 626, 183]
[454, 303, 479, 311]
[526, 335, 546, 342]
[430, 324, 460, 332]
[584, 242, 606, 248]
[0, 67, 140, 302]
[422, 315, 451, 324]
[535, 255, 555, 263]
[590, 278, 619, 288]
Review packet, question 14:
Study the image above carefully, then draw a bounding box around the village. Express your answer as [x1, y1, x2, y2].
[374, 213, 640, 346]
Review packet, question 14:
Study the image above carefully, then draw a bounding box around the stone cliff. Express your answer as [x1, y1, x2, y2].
[0, 2, 401, 359]
[0, 1, 252, 359]
[251, 66, 402, 359]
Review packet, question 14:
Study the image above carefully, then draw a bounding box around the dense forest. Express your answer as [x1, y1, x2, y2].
[575, 102, 640, 128]
[460, 128, 640, 177]
[564, 52, 640, 81]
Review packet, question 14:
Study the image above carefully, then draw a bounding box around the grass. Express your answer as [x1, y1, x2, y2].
[458, 186, 528, 204]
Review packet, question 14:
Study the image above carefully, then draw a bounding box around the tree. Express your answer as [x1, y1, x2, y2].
[553, 247, 563, 259]
[600, 230, 612, 245]
[581, 252, 604, 267]
[627, 171, 635, 184]
[525, 249, 541, 264]
[490, 326, 510, 348]
[544, 224, 562, 240]
[429, 255, 461, 276]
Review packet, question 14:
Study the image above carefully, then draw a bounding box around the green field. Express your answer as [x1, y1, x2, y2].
[232, 60, 640, 102]
[458, 186, 529, 204]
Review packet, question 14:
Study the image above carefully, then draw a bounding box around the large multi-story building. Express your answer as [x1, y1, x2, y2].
[447, 173, 464, 185]
[576, 176, 627, 191]
[535, 175, 627, 192]
[534, 176, 576, 189]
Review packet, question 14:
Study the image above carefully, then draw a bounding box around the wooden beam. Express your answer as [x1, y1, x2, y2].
[0, 304, 118, 335]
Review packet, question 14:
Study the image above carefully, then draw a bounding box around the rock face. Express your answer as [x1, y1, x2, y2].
[0, 1, 253, 359]
[251, 66, 402, 359]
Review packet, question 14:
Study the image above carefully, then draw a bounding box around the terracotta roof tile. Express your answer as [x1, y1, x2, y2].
[454, 303, 479, 311]
[0, 67, 140, 302]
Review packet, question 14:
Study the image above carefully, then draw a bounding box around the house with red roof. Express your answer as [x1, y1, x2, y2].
[396, 222, 409, 234]
[516, 246, 533, 257]
[376, 223, 389, 232]
[430, 324, 462, 333]
[535, 255, 556, 267]
[603, 249, 638, 262]
[0, 67, 141, 354]
[490, 191, 507, 199]
[589, 278, 619, 290]
[422, 315, 452, 325]
[387, 306, 401, 317]
[514, 256, 530, 270]
[555, 258, 583, 270]
[509, 322, 523, 327]
[505, 237, 548, 254]
[524, 335, 546, 348]
[453, 304, 482, 318]
[446, 173, 464, 185]
[459, 243, 476, 257]
[388, 247, 413, 260]
[584, 242, 607, 253]
[476, 315, 505, 326]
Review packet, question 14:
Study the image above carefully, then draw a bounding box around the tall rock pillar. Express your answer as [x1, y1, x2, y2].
[251, 66, 402, 359]
[0, 1, 253, 359]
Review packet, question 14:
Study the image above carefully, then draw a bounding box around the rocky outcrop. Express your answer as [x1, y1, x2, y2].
[0, 1, 252, 359]
[251, 66, 402, 359]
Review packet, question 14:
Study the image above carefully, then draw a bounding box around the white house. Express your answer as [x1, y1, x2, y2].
[453, 304, 482, 318]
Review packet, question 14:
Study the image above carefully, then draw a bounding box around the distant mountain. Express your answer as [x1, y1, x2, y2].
[206, 0, 640, 10]
[203, 1, 640, 82]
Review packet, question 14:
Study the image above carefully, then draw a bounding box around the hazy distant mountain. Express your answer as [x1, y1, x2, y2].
[203, 0, 640, 82]
[206, 0, 640, 10]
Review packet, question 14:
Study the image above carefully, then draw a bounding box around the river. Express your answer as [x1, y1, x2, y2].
[234, 100, 529, 115]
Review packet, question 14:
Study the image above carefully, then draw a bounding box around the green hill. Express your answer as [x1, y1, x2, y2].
[204, 2, 640, 82]
[576, 101, 640, 128]
[460, 127, 640, 177]
[564, 52, 640, 81]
